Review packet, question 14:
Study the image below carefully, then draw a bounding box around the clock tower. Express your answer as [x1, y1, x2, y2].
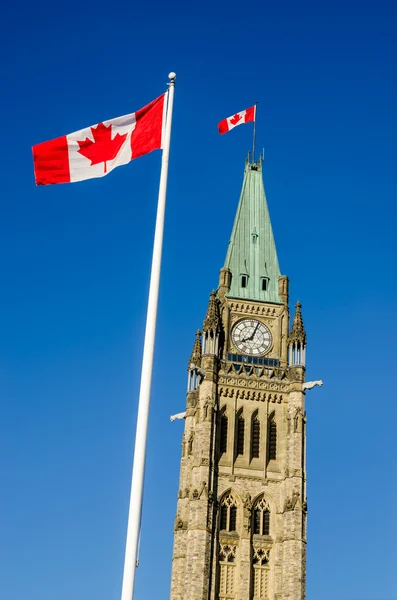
[170, 156, 308, 600]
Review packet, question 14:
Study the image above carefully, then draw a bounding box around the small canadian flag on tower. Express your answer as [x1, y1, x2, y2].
[218, 105, 256, 135]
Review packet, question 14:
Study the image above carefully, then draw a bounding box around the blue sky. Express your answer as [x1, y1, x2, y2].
[1, 1, 397, 599]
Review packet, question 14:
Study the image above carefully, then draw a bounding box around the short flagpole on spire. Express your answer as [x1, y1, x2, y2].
[252, 102, 258, 163]
[121, 72, 176, 600]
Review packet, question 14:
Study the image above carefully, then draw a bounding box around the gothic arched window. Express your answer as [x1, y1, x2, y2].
[252, 547, 270, 599]
[220, 493, 238, 532]
[237, 414, 245, 456]
[267, 414, 277, 462]
[251, 414, 260, 459]
[218, 544, 237, 599]
[220, 413, 228, 454]
[253, 497, 270, 536]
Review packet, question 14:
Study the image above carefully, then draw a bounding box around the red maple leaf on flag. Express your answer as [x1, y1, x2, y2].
[77, 123, 128, 173]
[230, 113, 242, 126]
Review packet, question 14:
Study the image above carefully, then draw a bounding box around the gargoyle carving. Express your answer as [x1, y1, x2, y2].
[302, 380, 323, 391]
[189, 363, 206, 384]
[170, 411, 186, 422]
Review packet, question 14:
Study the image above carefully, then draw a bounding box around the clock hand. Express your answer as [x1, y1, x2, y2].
[248, 322, 260, 341]
[240, 323, 260, 344]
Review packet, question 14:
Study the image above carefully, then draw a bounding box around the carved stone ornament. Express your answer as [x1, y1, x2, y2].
[199, 481, 208, 499]
[293, 407, 306, 432]
[174, 516, 186, 531]
[218, 374, 290, 393]
[203, 395, 216, 421]
[189, 483, 207, 500]
[203, 291, 221, 333]
[229, 302, 279, 317]
[181, 434, 186, 457]
[243, 493, 252, 532]
[178, 488, 190, 499]
[170, 411, 186, 422]
[187, 432, 194, 455]
[303, 380, 323, 390]
[288, 301, 306, 346]
[188, 329, 202, 369]
[284, 491, 300, 512]
[219, 385, 286, 403]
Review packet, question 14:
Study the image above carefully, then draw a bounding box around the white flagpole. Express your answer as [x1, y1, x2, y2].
[121, 71, 176, 600]
[252, 101, 258, 163]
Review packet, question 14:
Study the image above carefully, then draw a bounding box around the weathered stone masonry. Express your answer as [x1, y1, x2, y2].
[170, 157, 308, 600]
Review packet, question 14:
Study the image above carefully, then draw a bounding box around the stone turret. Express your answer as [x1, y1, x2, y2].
[202, 291, 221, 356]
[288, 301, 307, 366]
[203, 291, 221, 333]
[218, 267, 232, 301]
[187, 330, 202, 393]
[278, 274, 289, 305]
[189, 329, 202, 367]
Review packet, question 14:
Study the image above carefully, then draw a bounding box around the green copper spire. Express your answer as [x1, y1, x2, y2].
[224, 156, 282, 303]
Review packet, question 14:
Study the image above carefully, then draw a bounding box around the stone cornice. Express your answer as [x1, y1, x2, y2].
[219, 385, 285, 403]
[228, 301, 283, 317]
[219, 363, 288, 381]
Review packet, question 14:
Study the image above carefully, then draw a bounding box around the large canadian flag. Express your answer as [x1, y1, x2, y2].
[33, 94, 167, 185]
[218, 105, 256, 135]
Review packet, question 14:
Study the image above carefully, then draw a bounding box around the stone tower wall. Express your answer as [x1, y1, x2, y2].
[170, 294, 307, 600]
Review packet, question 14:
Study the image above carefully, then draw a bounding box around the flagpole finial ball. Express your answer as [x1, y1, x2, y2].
[168, 72, 176, 81]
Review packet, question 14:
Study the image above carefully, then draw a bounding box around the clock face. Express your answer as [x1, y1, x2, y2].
[231, 319, 272, 356]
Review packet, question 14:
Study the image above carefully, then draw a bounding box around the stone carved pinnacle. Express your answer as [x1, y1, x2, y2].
[188, 329, 202, 369]
[289, 301, 306, 345]
[202, 291, 221, 333]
